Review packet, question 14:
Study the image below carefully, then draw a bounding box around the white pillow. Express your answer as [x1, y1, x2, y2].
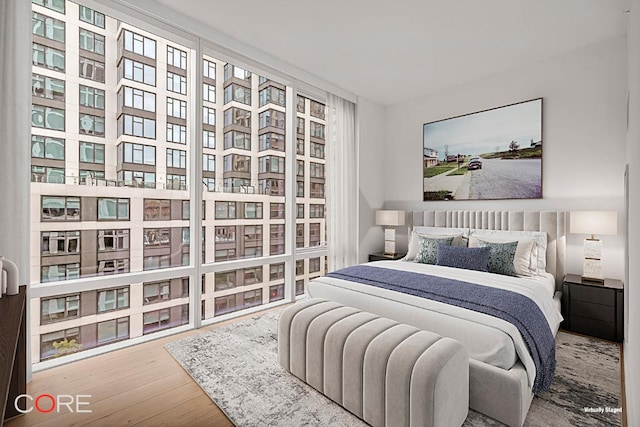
[469, 229, 547, 273]
[405, 227, 469, 261]
[468, 235, 537, 276]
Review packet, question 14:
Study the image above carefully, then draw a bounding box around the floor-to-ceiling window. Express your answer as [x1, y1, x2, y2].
[29, 0, 328, 368]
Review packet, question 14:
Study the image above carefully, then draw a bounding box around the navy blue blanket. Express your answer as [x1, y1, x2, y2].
[327, 265, 555, 393]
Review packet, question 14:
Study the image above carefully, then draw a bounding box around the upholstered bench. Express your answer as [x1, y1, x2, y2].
[278, 298, 469, 427]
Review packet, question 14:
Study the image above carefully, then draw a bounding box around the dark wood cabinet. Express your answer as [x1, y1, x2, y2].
[562, 274, 623, 342]
[368, 253, 406, 262]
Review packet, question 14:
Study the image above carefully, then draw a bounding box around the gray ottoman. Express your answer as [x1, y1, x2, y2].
[278, 298, 469, 427]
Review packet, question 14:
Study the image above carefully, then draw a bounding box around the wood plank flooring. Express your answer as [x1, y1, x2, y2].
[5, 307, 283, 427]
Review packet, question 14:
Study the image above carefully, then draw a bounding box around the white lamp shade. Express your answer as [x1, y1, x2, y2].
[570, 211, 617, 236]
[375, 210, 406, 226]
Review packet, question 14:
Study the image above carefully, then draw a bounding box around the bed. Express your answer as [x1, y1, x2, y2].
[307, 210, 566, 427]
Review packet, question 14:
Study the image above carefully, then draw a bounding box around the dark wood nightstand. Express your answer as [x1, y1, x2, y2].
[368, 252, 405, 262]
[562, 274, 623, 342]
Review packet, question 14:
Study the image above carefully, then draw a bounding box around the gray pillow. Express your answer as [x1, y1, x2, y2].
[414, 236, 454, 265]
[436, 244, 491, 272]
[477, 240, 518, 276]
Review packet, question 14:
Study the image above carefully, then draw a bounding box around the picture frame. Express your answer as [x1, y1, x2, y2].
[423, 98, 543, 201]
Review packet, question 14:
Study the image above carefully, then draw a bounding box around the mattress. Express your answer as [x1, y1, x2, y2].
[307, 260, 563, 388]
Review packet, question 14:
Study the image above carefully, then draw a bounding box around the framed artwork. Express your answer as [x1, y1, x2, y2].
[423, 98, 542, 201]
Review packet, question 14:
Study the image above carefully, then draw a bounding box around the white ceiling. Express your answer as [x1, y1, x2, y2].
[149, 0, 628, 106]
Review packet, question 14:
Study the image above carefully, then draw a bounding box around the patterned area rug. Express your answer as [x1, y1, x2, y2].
[165, 310, 622, 427]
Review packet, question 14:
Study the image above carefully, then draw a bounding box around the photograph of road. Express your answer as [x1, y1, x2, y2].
[423, 98, 542, 201]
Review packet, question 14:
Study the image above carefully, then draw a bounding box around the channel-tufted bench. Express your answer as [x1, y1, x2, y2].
[278, 298, 469, 427]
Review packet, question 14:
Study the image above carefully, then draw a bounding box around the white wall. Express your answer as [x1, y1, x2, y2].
[379, 36, 628, 280]
[625, 0, 640, 424]
[357, 97, 387, 263]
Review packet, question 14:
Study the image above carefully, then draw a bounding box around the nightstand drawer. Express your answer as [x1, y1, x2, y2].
[570, 316, 616, 341]
[571, 300, 615, 323]
[571, 285, 615, 306]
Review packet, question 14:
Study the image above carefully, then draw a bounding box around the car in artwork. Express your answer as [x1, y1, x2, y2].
[468, 157, 482, 170]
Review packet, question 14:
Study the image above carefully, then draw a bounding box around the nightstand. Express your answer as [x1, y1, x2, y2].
[562, 274, 623, 342]
[368, 252, 405, 262]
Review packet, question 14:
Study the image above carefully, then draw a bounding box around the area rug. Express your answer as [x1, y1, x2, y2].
[165, 311, 622, 427]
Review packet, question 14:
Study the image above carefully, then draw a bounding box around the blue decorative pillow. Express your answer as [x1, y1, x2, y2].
[436, 244, 491, 272]
[477, 240, 518, 276]
[414, 236, 454, 264]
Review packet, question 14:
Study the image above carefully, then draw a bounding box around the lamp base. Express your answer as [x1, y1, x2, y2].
[384, 228, 396, 256]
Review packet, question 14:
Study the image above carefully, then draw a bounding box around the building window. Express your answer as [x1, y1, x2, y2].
[167, 45, 187, 70]
[167, 148, 187, 169]
[215, 249, 236, 261]
[259, 86, 285, 107]
[97, 317, 129, 345]
[296, 280, 305, 296]
[243, 289, 262, 309]
[98, 259, 130, 275]
[119, 114, 156, 139]
[122, 86, 156, 112]
[79, 5, 105, 28]
[310, 142, 325, 159]
[79, 114, 105, 136]
[203, 130, 215, 148]
[97, 229, 130, 251]
[203, 177, 215, 192]
[310, 223, 321, 246]
[119, 170, 156, 188]
[41, 263, 80, 283]
[203, 106, 216, 125]
[32, 135, 64, 160]
[244, 225, 262, 244]
[79, 29, 105, 56]
[98, 198, 130, 220]
[167, 123, 187, 144]
[41, 294, 80, 324]
[296, 260, 304, 276]
[32, 74, 64, 101]
[244, 202, 262, 219]
[40, 327, 80, 361]
[166, 174, 187, 190]
[120, 142, 156, 165]
[203, 59, 216, 79]
[259, 132, 285, 152]
[309, 257, 321, 273]
[310, 121, 325, 139]
[259, 156, 285, 174]
[310, 204, 325, 218]
[259, 178, 285, 196]
[296, 95, 306, 113]
[167, 72, 187, 95]
[97, 287, 129, 312]
[143, 308, 171, 334]
[144, 228, 170, 247]
[203, 83, 215, 102]
[215, 201, 236, 219]
[32, 104, 64, 131]
[143, 281, 170, 304]
[296, 224, 304, 248]
[297, 160, 304, 177]
[259, 110, 285, 129]
[297, 138, 305, 155]
[310, 100, 326, 119]
[121, 58, 156, 86]
[41, 231, 79, 255]
[215, 226, 236, 242]
[224, 64, 251, 81]
[310, 163, 325, 179]
[223, 154, 251, 173]
[214, 294, 236, 316]
[123, 29, 156, 59]
[244, 266, 263, 285]
[296, 117, 305, 135]
[269, 284, 284, 302]
[297, 181, 304, 197]
[167, 97, 186, 119]
[223, 107, 250, 128]
[33, 0, 65, 14]
[311, 183, 325, 198]
[297, 204, 304, 219]
[32, 43, 65, 72]
[79, 170, 105, 184]
[143, 255, 171, 270]
[144, 199, 170, 220]
[270, 263, 285, 281]
[270, 203, 284, 219]
[79, 142, 105, 164]
[203, 154, 215, 172]
[223, 131, 251, 150]
[182, 201, 190, 220]
[42, 196, 79, 221]
[31, 166, 65, 184]
[224, 84, 251, 105]
[79, 56, 105, 82]
[215, 271, 236, 291]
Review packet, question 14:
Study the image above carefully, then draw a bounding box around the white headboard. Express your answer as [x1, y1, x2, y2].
[410, 210, 566, 290]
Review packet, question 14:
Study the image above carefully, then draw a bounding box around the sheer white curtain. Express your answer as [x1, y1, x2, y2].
[326, 93, 358, 271]
[0, 0, 31, 283]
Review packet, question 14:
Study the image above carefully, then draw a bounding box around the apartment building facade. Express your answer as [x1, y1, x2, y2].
[30, 0, 326, 364]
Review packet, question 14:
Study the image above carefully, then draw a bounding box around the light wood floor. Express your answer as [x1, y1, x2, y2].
[5, 308, 284, 427]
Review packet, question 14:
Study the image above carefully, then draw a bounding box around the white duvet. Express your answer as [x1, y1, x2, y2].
[307, 260, 564, 389]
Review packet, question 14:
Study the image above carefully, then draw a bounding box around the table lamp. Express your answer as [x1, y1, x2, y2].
[570, 211, 617, 283]
[375, 210, 406, 256]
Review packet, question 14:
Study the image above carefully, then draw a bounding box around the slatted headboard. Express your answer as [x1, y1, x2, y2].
[410, 210, 567, 290]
